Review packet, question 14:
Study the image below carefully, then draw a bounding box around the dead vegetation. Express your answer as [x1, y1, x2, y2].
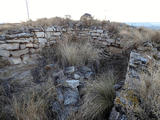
[118, 26, 156, 49]
[81, 73, 116, 120]
[151, 31, 160, 43]
[12, 83, 56, 120]
[56, 42, 99, 66]
[132, 70, 160, 120]
[40, 34, 99, 67]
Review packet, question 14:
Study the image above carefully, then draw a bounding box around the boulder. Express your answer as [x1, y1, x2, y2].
[5, 33, 34, 39]
[53, 32, 61, 36]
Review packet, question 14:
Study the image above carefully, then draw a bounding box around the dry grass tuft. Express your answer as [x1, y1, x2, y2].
[133, 69, 160, 119]
[119, 26, 155, 49]
[151, 31, 160, 43]
[56, 39, 99, 66]
[107, 22, 119, 34]
[81, 73, 116, 119]
[12, 80, 57, 120]
[22, 17, 74, 27]
[0, 17, 75, 32]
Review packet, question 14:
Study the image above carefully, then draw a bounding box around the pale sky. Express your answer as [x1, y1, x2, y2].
[0, 0, 160, 23]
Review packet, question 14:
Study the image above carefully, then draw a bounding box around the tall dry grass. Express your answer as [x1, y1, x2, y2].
[55, 38, 99, 66]
[81, 73, 116, 120]
[12, 79, 57, 120]
[151, 31, 160, 43]
[133, 69, 160, 119]
[119, 26, 155, 49]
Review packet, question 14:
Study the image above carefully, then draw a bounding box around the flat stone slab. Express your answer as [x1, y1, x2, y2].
[10, 48, 29, 57]
[0, 43, 19, 50]
[66, 80, 80, 88]
[0, 50, 10, 57]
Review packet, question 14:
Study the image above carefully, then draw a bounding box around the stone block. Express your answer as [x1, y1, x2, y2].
[26, 37, 34, 42]
[0, 41, 5, 44]
[45, 27, 54, 32]
[53, 32, 61, 36]
[0, 43, 19, 50]
[106, 39, 115, 43]
[22, 54, 30, 64]
[26, 43, 34, 48]
[66, 80, 80, 88]
[6, 38, 30, 43]
[0, 50, 10, 57]
[29, 48, 36, 53]
[91, 33, 100, 36]
[11, 48, 29, 57]
[35, 32, 45, 38]
[33, 44, 39, 48]
[97, 29, 103, 33]
[38, 38, 47, 44]
[9, 57, 22, 64]
[20, 44, 26, 49]
[45, 32, 52, 38]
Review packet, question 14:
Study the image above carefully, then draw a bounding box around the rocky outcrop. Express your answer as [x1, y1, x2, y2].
[109, 41, 160, 120]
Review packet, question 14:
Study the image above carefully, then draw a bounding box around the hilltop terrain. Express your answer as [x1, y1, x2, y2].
[0, 14, 160, 120]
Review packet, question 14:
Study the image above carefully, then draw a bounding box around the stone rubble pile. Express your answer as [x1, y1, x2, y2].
[51, 65, 94, 120]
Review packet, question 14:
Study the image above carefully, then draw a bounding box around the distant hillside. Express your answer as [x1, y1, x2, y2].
[126, 22, 160, 30]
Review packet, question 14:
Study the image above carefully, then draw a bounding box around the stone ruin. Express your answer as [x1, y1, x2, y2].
[1, 15, 160, 119]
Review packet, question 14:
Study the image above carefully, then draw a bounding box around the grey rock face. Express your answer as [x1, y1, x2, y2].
[73, 73, 80, 79]
[64, 88, 79, 105]
[0, 35, 6, 40]
[0, 49, 10, 57]
[79, 66, 91, 73]
[0, 57, 10, 68]
[129, 51, 148, 67]
[66, 80, 80, 89]
[10, 48, 29, 57]
[0, 43, 19, 50]
[84, 72, 93, 79]
[65, 66, 75, 74]
[6, 33, 34, 39]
